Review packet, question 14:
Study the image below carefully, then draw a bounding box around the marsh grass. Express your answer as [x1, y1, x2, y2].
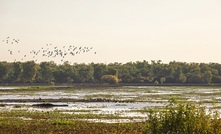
[2, 99, 221, 133]
[53, 120, 75, 125]
[0, 103, 6, 107]
[0, 110, 144, 134]
[14, 104, 23, 108]
[2, 86, 221, 133]
[84, 94, 114, 99]
[143, 98, 221, 134]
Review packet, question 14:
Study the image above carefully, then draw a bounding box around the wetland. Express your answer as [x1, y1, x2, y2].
[1, 85, 221, 133]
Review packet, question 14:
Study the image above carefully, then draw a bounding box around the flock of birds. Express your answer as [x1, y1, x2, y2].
[1, 36, 97, 63]
[2, 37, 20, 44]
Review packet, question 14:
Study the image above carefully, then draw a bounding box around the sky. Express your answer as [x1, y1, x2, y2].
[0, 0, 221, 64]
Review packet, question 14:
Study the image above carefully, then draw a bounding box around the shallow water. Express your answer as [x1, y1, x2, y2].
[1, 86, 221, 122]
[0, 86, 19, 90]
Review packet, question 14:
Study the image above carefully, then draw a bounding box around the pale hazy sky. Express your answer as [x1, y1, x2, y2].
[1, 0, 221, 64]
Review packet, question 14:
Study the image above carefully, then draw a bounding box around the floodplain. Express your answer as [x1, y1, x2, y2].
[1, 85, 221, 133]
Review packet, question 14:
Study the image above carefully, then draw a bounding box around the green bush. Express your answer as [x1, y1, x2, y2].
[143, 98, 221, 134]
[101, 75, 119, 84]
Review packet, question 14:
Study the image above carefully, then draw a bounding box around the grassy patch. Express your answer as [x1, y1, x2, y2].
[53, 120, 75, 125]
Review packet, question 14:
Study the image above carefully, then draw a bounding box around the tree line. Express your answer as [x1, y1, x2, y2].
[0, 60, 221, 84]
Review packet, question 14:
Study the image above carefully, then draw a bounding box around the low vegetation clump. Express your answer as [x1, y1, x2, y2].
[143, 98, 221, 134]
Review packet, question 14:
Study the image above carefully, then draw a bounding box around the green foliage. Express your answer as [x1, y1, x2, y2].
[202, 71, 212, 84]
[93, 63, 107, 82]
[160, 77, 166, 84]
[12, 62, 23, 82]
[0, 62, 10, 82]
[154, 80, 159, 84]
[76, 63, 94, 83]
[101, 75, 119, 84]
[0, 60, 221, 84]
[143, 98, 221, 134]
[39, 62, 54, 83]
[22, 61, 38, 83]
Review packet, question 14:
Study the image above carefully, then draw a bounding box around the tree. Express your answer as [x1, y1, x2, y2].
[53, 62, 75, 83]
[39, 62, 55, 83]
[107, 66, 118, 76]
[22, 61, 38, 83]
[118, 62, 138, 83]
[118, 69, 133, 83]
[11, 62, 23, 82]
[93, 63, 107, 82]
[151, 60, 165, 82]
[52, 68, 68, 83]
[101, 75, 119, 84]
[0, 60, 221, 84]
[136, 60, 154, 83]
[186, 63, 204, 84]
[160, 77, 166, 84]
[175, 68, 187, 83]
[133, 73, 146, 83]
[0, 62, 10, 82]
[75, 64, 94, 83]
[202, 71, 212, 84]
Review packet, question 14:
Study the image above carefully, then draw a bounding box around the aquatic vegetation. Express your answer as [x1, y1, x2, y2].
[0, 103, 6, 107]
[143, 98, 221, 134]
[53, 120, 75, 125]
[2, 86, 221, 133]
[0, 109, 144, 133]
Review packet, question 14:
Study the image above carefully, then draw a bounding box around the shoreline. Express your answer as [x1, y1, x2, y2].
[1, 83, 221, 87]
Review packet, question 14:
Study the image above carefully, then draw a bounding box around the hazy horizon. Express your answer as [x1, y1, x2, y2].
[1, 0, 221, 64]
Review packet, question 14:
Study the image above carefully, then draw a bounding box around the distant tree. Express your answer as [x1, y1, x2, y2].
[1, 60, 221, 84]
[52, 68, 67, 83]
[160, 77, 166, 84]
[119, 69, 133, 83]
[11, 62, 23, 82]
[136, 60, 154, 83]
[209, 63, 221, 83]
[62, 62, 76, 83]
[0, 62, 10, 82]
[101, 75, 118, 84]
[93, 63, 107, 82]
[39, 62, 55, 83]
[107, 66, 118, 76]
[187, 73, 203, 84]
[22, 61, 38, 83]
[202, 71, 212, 84]
[75, 64, 94, 83]
[154, 80, 159, 84]
[175, 68, 187, 83]
[151, 60, 165, 82]
[118, 62, 138, 83]
[133, 73, 146, 83]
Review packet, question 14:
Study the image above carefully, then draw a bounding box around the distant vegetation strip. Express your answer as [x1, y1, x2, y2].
[0, 60, 221, 84]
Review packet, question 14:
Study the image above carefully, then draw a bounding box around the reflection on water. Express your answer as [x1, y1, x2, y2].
[0, 87, 18, 90]
[1, 86, 221, 122]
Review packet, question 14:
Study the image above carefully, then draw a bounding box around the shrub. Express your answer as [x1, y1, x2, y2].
[101, 75, 119, 84]
[143, 98, 221, 134]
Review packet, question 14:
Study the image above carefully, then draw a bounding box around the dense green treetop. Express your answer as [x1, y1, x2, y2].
[0, 60, 221, 84]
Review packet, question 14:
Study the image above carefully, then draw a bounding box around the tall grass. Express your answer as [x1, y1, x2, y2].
[143, 98, 221, 134]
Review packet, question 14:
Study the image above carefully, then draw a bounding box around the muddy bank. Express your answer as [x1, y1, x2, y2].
[32, 103, 68, 107]
[1, 83, 221, 87]
[0, 98, 134, 103]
